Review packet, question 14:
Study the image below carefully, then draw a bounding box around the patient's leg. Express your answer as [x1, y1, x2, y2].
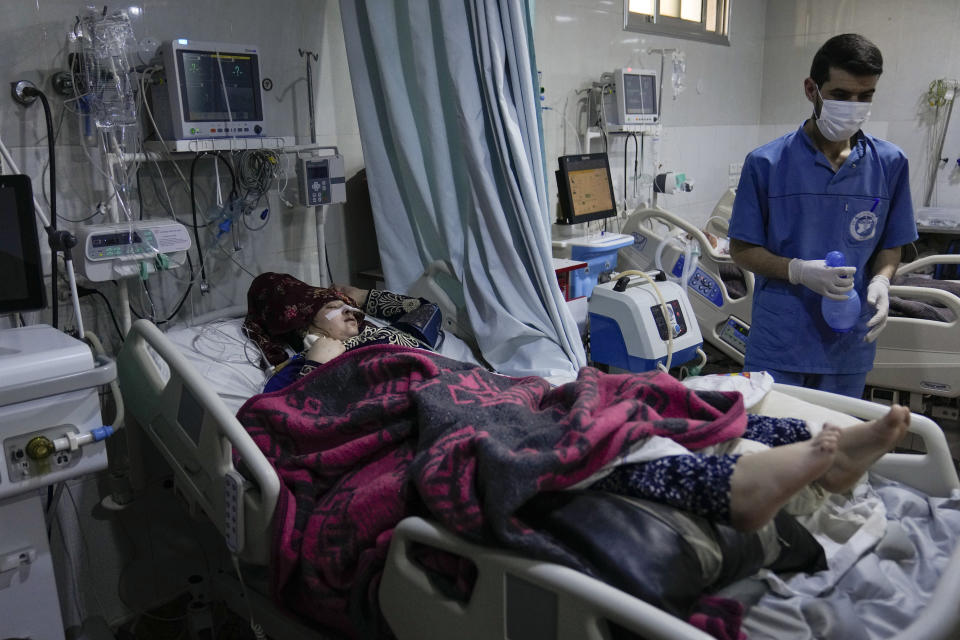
[817, 404, 910, 494]
[729, 426, 840, 532]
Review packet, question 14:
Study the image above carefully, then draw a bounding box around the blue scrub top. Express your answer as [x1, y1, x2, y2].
[729, 124, 917, 374]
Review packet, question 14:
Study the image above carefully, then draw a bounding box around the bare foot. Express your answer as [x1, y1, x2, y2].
[729, 426, 840, 532]
[818, 404, 911, 493]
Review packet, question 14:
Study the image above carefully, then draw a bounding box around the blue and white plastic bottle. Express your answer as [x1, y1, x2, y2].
[820, 251, 860, 332]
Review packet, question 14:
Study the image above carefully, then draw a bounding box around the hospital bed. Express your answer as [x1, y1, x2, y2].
[115, 313, 960, 640]
[624, 195, 960, 404]
[868, 254, 960, 399]
[618, 200, 754, 364]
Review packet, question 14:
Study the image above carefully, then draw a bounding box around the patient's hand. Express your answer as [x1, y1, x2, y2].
[334, 284, 369, 307]
[306, 334, 347, 364]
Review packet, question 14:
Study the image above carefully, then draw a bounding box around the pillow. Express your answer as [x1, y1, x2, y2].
[519, 490, 825, 619]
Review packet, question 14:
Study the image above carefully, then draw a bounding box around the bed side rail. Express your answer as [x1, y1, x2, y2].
[770, 383, 960, 497]
[626, 206, 734, 263]
[895, 253, 960, 277]
[885, 284, 960, 327]
[116, 319, 277, 565]
[381, 516, 714, 640]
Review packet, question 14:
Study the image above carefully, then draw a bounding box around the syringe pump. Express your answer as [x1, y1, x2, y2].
[76, 221, 191, 281]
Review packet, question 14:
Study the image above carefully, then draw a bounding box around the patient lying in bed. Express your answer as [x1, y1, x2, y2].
[239, 271, 910, 639]
[243, 272, 446, 389]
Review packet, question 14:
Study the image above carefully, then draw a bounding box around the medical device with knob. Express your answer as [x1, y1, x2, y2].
[0, 325, 117, 640]
[75, 220, 191, 281]
[590, 68, 659, 133]
[588, 271, 703, 372]
[151, 40, 266, 141]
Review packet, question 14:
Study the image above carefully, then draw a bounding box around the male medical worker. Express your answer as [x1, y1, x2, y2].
[728, 33, 916, 398]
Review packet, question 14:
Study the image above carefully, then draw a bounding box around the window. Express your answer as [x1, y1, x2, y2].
[624, 0, 730, 46]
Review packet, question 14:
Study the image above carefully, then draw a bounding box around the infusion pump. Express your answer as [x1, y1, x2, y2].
[296, 153, 346, 207]
[76, 221, 191, 282]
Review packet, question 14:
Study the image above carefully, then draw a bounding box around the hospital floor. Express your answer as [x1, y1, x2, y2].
[113, 594, 258, 639]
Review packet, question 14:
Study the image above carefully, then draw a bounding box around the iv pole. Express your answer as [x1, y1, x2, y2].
[299, 48, 319, 143]
[299, 48, 330, 286]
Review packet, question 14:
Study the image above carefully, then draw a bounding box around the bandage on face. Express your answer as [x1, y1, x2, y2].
[324, 304, 361, 320]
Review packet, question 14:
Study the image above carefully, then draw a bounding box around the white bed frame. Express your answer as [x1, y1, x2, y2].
[116, 319, 960, 640]
[868, 254, 960, 398]
[632, 197, 960, 405]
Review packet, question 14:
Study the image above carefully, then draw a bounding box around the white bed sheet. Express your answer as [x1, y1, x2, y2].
[157, 318, 267, 414]
[156, 318, 484, 414]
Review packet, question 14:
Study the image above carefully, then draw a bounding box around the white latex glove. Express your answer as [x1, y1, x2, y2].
[864, 274, 890, 343]
[788, 258, 857, 300]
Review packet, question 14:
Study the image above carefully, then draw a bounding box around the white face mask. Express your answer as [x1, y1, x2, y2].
[815, 89, 871, 142]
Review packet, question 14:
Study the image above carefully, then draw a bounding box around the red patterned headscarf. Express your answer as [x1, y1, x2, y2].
[243, 272, 358, 366]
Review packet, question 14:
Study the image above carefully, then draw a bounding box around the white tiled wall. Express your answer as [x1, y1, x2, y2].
[538, 0, 960, 228]
[760, 0, 960, 212]
[7, 3, 959, 328]
[534, 0, 768, 229]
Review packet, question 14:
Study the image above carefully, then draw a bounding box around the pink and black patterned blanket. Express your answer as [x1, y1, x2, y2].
[236, 345, 747, 638]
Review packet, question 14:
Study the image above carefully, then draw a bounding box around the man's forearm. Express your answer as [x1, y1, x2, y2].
[729, 239, 792, 280]
[870, 246, 901, 280]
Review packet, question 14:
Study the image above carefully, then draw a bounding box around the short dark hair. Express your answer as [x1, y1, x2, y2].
[810, 34, 883, 87]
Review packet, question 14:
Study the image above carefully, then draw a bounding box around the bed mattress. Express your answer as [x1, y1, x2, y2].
[157, 316, 485, 414]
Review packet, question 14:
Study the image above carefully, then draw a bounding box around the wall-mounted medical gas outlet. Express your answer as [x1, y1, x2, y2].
[5, 426, 82, 482]
[728, 162, 743, 187]
[295, 154, 346, 207]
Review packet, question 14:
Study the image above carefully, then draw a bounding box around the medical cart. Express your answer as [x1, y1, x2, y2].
[0, 325, 115, 639]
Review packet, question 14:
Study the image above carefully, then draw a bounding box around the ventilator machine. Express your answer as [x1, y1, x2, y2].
[0, 175, 117, 640]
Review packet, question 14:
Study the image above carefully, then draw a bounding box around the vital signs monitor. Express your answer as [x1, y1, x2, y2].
[614, 68, 658, 125]
[150, 40, 266, 141]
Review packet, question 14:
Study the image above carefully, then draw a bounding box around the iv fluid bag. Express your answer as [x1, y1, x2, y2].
[78, 8, 138, 129]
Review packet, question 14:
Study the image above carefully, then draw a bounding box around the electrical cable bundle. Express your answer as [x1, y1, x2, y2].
[235, 149, 281, 231]
[190, 152, 238, 289]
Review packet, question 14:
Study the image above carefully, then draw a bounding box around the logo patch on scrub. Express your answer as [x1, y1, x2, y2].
[849, 211, 877, 242]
